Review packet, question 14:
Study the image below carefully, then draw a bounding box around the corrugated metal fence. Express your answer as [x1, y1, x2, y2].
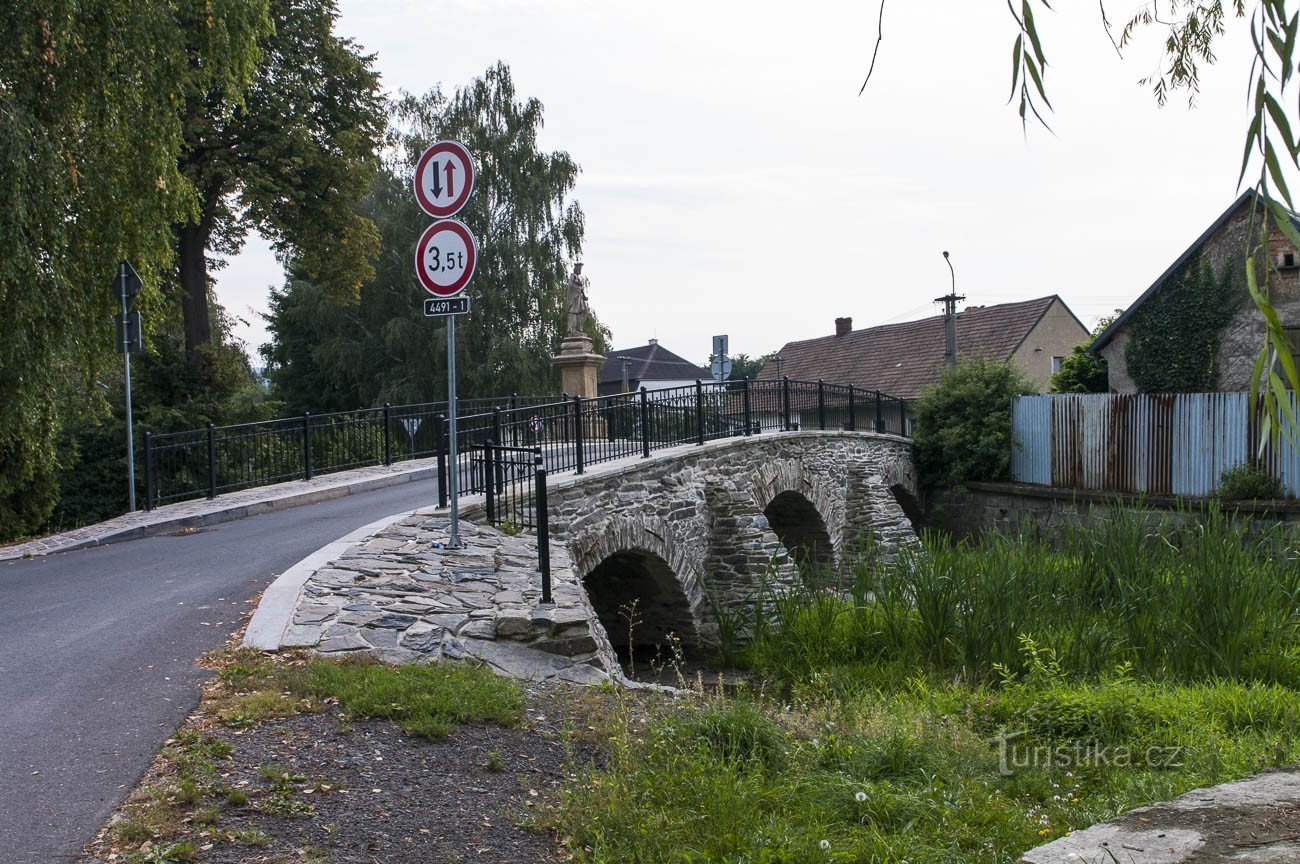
[1011, 392, 1300, 496]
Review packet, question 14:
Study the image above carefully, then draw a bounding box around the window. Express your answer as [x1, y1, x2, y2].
[1051, 356, 1065, 374]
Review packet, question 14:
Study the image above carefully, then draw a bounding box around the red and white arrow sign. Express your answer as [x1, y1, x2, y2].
[413, 140, 475, 218]
[414, 219, 477, 297]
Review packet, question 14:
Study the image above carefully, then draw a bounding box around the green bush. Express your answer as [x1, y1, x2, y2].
[1218, 463, 1287, 500]
[911, 356, 1037, 487]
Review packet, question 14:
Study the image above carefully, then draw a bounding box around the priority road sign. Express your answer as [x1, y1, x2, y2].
[413, 140, 475, 218]
[415, 219, 477, 297]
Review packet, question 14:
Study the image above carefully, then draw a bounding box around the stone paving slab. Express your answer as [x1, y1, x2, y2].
[1022, 770, 1300, 863]
[245, 512, 620, 685]
[0, 457, 440, 561]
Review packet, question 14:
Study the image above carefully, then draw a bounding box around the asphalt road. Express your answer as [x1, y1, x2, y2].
[0, 479, 438, 863]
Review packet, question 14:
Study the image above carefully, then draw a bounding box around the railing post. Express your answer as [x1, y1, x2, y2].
[535, 452, 552, 606]
[435, 413, 448, 509]
[848, 385, 856, 432]
[782, 376, 792, 431]
[743, 379, 753, 435]
[206, 423, 217, 499]
[143, 431, 154, 511]
[484, 441, 496, 524]
[492, 407, 502, 454]
[383, 403, 392, 465]
[573, 395, 585, 474]
[695, 379, 705, 445]
[817, 379, 826, 430]
[640, 387, 651, 458]
[875, 390, 884, 433]
[302, 412, 313, 481]
[509, 393, 518, 445]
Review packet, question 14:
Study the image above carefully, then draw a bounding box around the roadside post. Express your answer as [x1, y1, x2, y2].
[113, 261, 144, 511]
[413, 140, 477, 548]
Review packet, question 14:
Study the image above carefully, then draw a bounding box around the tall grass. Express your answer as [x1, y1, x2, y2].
[745, 506, 1300, 686]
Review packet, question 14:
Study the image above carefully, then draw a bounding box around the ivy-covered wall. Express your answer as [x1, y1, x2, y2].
[1123, 255, 1239, 393]
[1099, 199, 1300, 393]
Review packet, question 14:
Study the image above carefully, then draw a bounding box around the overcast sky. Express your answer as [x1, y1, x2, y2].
[217, 0, 1264, 368]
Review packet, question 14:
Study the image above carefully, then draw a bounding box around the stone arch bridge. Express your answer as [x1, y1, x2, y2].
[542, 430, 918, 651]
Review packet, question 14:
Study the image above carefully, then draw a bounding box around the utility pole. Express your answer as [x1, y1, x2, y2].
[935, 251, 965, 367]
[621, 356, 632, 393]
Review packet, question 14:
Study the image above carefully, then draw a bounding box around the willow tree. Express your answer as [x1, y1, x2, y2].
[175, 0, 385, 357]
[1010, 1, 1300, 442]
[264, 63, 603, 411]
[0, 0, 269, 537]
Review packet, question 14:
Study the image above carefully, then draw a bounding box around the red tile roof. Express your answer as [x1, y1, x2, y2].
[759, 296, 1064, 398]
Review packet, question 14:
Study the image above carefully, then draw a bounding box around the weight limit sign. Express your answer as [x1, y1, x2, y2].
[414, 219, 477, 297]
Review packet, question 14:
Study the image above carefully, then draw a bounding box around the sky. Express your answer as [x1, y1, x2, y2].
[217, 0, 1265, 369]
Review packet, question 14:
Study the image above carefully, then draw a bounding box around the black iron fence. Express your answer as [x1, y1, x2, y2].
[139, 379, 910, 510]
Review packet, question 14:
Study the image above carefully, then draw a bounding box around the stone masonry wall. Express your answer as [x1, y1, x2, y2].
[543, 431, 916, 647]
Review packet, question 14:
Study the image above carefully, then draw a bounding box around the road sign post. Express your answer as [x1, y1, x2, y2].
[710, 334, 731, 382]
[413, 141, 477, 549]
[116, 261, 143, 512]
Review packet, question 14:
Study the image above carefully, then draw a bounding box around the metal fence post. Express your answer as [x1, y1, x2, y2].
[695, 380, 705, 445]
[573, 395, 585, 474]
[875, 390, 884, 433]
[640, 387, 651, 458]
[817, 379, 826, 430]
[302, 412, 313, 481]
[383, 403, 392, 465]
[206, 423, 217, 499]
[484, 441, 496, 524]
[782, 376, 792, 431]
[743, 379, 753, 435]
[492, 407, 502, 455]
[435, 413, 448, 509]
[848, 385, 856, 432]
[535, 452, 552, 605]
[143, 431, 154, 511]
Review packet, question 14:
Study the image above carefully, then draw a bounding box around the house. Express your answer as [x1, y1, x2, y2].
[760, 296, 1088, 399]
[1091, 190, 1300, 393]
[597, 339, 710, 397]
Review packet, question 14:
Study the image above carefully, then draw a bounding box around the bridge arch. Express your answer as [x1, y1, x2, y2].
[748, 460, 842, 573]
[570, 515, 706, 654]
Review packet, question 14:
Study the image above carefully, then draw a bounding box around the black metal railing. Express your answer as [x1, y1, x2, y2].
[138, 380, 910, 510]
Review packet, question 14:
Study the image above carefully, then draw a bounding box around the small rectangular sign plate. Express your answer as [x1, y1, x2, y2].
[424, 296, 470, 317]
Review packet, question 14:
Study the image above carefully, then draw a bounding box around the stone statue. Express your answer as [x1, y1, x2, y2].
[565, 262, 590, 338]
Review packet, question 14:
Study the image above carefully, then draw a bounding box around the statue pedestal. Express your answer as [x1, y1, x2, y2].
[552, 336, 607, 440]
[551, 335, 605, 399]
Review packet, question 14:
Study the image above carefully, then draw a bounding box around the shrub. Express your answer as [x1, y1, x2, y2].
[1218, 463, 1287, 500]
[911, 356, 1037, 487]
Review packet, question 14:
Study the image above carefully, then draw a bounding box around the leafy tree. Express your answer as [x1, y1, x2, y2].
[174, 0, 384, 356]
[0, 0, 268, 539]
[1050, 313, 1119, 394]
[729, 353, 775, 381]
[912, 357, 1037, 488]
[265, 63, 602, 412]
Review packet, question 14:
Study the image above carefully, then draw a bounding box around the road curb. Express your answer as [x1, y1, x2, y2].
[0, 463, 438, 562]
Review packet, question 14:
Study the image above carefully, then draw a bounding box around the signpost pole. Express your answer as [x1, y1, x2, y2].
[446, 315, 461, 548]
[120, 263, 137, 513]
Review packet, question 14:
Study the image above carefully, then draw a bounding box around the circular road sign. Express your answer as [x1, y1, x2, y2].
[413, 140, 475, 218]
[415, 219, 477, 297]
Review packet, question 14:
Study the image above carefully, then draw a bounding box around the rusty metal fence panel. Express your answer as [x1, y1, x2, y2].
[1012, 392, 1298, 496]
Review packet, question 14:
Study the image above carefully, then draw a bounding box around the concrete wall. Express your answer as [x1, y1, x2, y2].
[1011, 300, 1091, 389]
[929, 481, 1300, 541]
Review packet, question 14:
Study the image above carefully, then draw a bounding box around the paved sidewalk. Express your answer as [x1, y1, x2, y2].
[1022, 770, 1300, 863]
[0, 457, 440, 562]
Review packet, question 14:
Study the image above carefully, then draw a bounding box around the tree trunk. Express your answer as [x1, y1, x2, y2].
[178, 219, 212, 358]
